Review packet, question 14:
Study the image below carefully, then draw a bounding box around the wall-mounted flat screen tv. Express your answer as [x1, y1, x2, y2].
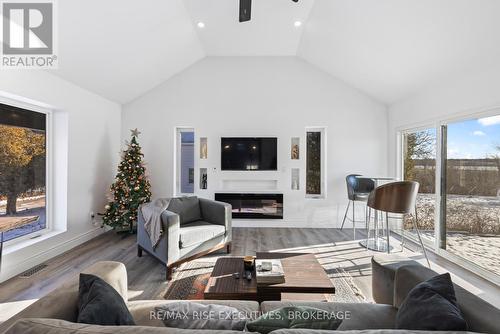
[221, 137, 277, 171]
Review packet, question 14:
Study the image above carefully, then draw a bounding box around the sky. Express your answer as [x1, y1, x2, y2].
[447, 115, 500, 159]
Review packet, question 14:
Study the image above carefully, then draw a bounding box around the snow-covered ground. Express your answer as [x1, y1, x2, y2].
[409, 194, 500, 276]
[0, 197, 46, 241]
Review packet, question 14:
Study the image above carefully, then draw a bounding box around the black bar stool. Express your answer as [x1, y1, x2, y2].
[341, 174, 375, 239]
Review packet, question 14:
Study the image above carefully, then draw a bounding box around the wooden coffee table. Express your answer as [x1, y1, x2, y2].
[204, 252, 335, 301]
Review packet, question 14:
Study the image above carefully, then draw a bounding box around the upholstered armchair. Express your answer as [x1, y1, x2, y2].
[137, 196, 232, 280]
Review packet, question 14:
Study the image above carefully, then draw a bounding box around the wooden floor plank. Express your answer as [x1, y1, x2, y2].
[0, 227, 499, 324]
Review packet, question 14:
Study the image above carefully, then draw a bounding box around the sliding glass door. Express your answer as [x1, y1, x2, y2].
[441, 115, 500, 276]
[401, 112, 500, 280]
[402, 128, 437, 245]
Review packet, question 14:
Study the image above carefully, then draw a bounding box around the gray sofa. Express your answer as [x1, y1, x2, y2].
[137, 196, 232, 279]
[2, 257, 499, 333]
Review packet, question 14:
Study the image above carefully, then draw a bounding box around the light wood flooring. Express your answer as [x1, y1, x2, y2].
[0, 227, 499, 324]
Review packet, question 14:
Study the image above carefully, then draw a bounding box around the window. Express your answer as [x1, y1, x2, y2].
[0, 103, 47, 242]
[441, 115, 500, 276]
[399, 112, 500, 280]
[175, 128, 194, 195]
[402, 128, 437, 245]
[306, 128, 326, 197]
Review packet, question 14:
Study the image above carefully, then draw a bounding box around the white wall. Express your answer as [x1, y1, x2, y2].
[123, 57, 387, 227]
[388, 63, 500, 175]
[0, 71, 121, 282]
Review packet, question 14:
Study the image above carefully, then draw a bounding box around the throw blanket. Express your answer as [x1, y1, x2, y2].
[141, 198, 171, 249]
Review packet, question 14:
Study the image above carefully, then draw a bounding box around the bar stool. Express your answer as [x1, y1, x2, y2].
[341, 174, 375, 239]
[366, 181, 430, 267]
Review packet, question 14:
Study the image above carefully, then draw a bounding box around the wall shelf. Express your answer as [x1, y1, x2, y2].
[221, 179, 278, 191]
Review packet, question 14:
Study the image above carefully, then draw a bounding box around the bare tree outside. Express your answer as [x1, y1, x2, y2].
[403, 129, 437, 235]
[0, 123, 46, 241]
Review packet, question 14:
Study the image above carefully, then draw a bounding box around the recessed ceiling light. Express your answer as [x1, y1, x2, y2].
[294, 21, 302, 27]
[197, 22, 205, 28]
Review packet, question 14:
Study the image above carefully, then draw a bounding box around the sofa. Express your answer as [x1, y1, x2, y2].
[2, 257, 499, 333]
[137, 196, 232, 279]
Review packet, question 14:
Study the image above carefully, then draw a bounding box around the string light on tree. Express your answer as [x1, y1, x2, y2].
[100, 128, 151, 232]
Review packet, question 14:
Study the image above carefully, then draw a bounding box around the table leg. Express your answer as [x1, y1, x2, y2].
[385, 212, 390, 254]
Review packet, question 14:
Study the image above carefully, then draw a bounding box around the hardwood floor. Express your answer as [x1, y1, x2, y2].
[0, 227, 499, 324]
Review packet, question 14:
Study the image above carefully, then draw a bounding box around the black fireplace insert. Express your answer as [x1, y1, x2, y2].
[214, 193, 283, 219]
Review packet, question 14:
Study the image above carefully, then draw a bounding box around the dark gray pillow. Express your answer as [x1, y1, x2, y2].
[396, 273, 467, 331]
[155, 302, 248, 330]
[167, 196, 202, 225]
[246, 306, 342, 334]
[77, 274, 135, 326]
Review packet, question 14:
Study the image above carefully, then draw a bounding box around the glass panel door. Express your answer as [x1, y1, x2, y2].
[402, 128, 437, 245]
[441, 115, 500, 276]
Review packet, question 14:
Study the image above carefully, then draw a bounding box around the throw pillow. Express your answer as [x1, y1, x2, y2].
[396, 272, 467, 330]
[77, 273, 135, 326]
[155, 302, 248, 330]
[246, 306, 343, 334]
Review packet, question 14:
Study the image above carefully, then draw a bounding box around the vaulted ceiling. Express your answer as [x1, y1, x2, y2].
[49, 0, 500, 105]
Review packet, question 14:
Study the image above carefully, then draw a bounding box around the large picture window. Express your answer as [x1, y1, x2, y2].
[0, 104, 47, 242]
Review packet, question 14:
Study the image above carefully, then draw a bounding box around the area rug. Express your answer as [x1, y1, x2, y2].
[164, 261, 215, 300]
[164, 259, 365, 303]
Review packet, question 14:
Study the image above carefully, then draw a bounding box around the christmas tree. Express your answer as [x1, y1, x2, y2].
[101, 129, 152, 232]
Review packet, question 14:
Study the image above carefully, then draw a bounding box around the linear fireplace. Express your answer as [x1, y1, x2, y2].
[215, 193, 283, 219]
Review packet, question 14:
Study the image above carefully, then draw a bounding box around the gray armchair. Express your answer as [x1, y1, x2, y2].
[137, 196, 232, 280]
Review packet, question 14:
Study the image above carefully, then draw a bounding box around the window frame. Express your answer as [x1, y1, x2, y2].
[396, 106, 500, 285]
[0, 96, 53, 247]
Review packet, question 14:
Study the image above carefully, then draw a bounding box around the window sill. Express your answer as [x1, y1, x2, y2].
[305, 195, 326, 200]
[3, 229, 65, 255]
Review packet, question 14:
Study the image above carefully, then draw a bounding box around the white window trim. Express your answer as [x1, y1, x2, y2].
[0, 94, 54, 248]
[396, 105, 500, 285]
[305, 126, 327, 199]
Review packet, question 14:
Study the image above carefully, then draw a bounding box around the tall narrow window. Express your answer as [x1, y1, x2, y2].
[176, 128, 195, 194]
[441, 115, 500, 276]
[0, 104, 47, 241]
[306, 128, 325, 197]
[402, 128, 437, 245]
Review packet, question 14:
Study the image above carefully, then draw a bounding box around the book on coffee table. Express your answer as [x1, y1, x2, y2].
[255, 259, 285, 285]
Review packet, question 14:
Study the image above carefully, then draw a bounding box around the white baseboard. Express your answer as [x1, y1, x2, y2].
[0, 228, 104, 283]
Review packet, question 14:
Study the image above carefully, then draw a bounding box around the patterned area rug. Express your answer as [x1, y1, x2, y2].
[164, 261, 214, 300]
[164, 258, 365, 302]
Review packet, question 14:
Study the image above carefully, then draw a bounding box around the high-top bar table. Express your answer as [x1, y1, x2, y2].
[357, 176, 397, 252]
[0, 216, 38, 270]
